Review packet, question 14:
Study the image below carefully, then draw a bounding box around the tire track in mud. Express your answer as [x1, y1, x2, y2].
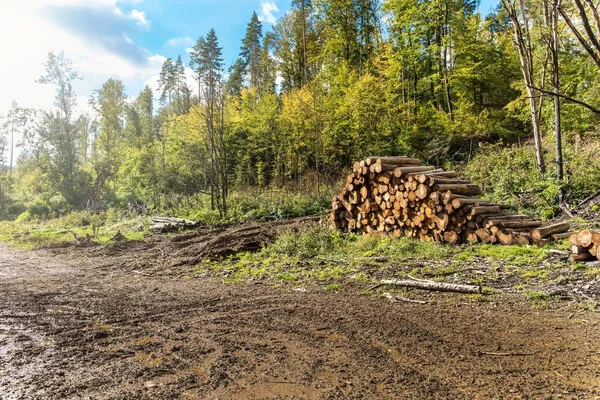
[1, 243, 600, 399]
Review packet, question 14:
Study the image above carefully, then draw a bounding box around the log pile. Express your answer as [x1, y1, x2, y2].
[568, 230, 600, 262]
[329, 156, 571, 245]
[150, 216, 200, 233]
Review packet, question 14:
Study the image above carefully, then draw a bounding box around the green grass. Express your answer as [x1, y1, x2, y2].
[0, 210, 151, 249]
[173, 188, 334, 224]
[0, 187, 334, 249]
[455, 244, 547, 266]
[193, 225, 558, 295]
[526, 290, 551, 308]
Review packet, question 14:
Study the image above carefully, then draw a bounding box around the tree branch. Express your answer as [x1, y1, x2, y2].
[558, 4, 600, 69]
[528, 86, 600, 114]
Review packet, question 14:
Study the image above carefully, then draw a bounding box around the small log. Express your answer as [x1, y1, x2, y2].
[415, 184, 430, 200]
[471, 206, 501, 216]
[569, 233, 579, 246]
[443, 231, 459, 245]
[511, 232, 531, 245]
[571, 245, 590, 255]
[426, 170, 459, 178]
[569, 252, 593, 262]
[393, 165, 436, 178]
[435, 184, 481, 196]
[379, 279, 482, 294]
[376, 156, 421, 166]
[407, 168, 444, 177]
[370, 162, 398, 173]
[551, 231, 575, 241]
[494, 220, 543, 229]
[497, 231, 514, 246]
[434, 213, 449, 230]
[475, 228, 491, 243]
[589, 233, 600, 257]
[463, 230, 479, 243]
[530, 221, 571, 243]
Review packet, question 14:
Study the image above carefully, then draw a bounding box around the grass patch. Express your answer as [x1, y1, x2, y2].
[194, 226, 545, 292]
[0, 210, 151, 249]
[584, 268, 600, 277]
[456, 244, 547, 266]
[521, 268, 550, 280]
[325, 283, 342, 291]
[526, 290, 551, 307]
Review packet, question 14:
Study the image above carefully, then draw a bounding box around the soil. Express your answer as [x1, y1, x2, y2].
[1, 219, 600, 399]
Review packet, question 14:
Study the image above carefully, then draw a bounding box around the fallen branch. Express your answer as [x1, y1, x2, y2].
[380, 279, 482, 294]
[578, 189, 600, 208]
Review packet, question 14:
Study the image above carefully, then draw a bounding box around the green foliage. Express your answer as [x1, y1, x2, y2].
[0, 209, 150, 249]
[265, 225, 343, 258]
[7, 0, 600, 225]
[462, 138, 600, 218]
[167, 188, 332, 224]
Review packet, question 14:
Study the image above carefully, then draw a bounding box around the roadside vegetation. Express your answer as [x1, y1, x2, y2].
[0, 188, 333, 249]
[193, 225, 599, 306]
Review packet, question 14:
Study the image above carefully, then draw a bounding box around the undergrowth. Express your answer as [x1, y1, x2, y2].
[195, 225, 557, 293]
[0, 210, 150, 249]
[0, 188, 333, 248]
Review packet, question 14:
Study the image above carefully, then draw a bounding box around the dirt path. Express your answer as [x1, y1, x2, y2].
[1, 243, 599, 400]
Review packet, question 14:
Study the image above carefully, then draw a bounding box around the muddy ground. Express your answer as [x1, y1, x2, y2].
[1, 221, 600, 399]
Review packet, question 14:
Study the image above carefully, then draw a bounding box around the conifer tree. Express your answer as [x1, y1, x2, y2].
[240, 12, 263, 88]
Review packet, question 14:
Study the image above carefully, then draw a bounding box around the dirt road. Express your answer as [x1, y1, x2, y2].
[1, 242, 599, 399]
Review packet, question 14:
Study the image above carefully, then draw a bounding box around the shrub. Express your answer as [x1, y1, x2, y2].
[461, 138, 600, 218]
[265, 225, 343, 259]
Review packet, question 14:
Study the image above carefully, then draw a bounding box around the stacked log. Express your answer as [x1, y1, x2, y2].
[329, 156, 570, 246]
[568, 230, 600, 262]
[150, 216, 200, 233]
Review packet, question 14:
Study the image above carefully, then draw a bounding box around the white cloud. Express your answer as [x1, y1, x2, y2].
[129, 9, 149, 28]
[166, 37, 195, 47]
[0, 0, 162, 163]
[258, 0, 279, 24]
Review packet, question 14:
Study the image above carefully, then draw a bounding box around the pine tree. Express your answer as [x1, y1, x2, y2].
[226, 58, 246, 97]
[240, 12, 263, 88]
[189, 37, 207, 102]
[158, 58, 175, 109]
[197, 29, 228, 215]
[174, 55, 190, 114]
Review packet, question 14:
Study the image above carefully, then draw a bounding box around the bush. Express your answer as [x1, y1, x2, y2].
[461, 138, 600, 218]
[265, 225, 344, 259]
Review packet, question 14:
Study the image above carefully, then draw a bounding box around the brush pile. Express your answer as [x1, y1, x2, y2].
[329, 156, 571, 245]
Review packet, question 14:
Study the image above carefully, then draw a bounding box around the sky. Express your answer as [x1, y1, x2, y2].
[0, 0, 499, 164]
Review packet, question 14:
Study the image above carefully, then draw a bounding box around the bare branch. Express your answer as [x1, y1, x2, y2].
[528, 86, 600, 114]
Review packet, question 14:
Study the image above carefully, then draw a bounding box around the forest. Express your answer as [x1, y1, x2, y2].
[1, 0, 600, 223]
[3, 2, 600, 397]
